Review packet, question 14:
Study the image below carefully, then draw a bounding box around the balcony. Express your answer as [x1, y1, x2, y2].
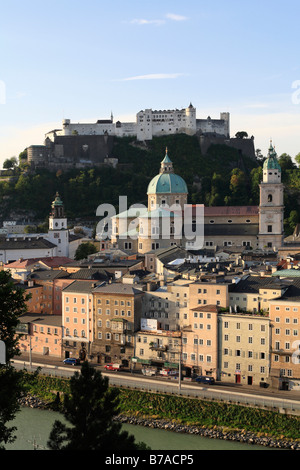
[149, 342, 168, 352]
[271, 348, 293, 357]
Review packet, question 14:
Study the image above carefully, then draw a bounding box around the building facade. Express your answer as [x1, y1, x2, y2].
[92, 283, 144, 365]
[62, 281, 96, 360]
[44, 104, 229, 143]
[218, 312, 270, 386]
[269, 299, 300, 390]
[108, 142, 284, 256]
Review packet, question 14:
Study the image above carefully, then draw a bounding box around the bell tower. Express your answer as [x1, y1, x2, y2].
[258, 142, 284, 250]
[48, 192, 69, 257]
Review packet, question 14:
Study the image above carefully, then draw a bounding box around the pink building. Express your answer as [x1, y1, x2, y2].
[62, 280, 97, 360]
[17, 314, 63, 358]
[182, 305, 220, 379]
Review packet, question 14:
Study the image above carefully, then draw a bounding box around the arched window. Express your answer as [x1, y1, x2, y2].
[268, 194, 273, 202]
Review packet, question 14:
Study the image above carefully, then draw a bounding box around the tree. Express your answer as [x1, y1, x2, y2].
[47, 362, 148, 451]
[3, 157, 18, 170]
[235, 131, 248, 139]
[278, 153, 296, 171]
[0, 271, 31, 449]
[294, 152, 300, 167]
[74, 242, 98, 260]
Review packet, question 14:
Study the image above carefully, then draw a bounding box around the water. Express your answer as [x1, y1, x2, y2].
[5, 407, 269, 451]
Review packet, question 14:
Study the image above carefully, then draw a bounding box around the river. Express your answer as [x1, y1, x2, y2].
[4, 407, 270, 451]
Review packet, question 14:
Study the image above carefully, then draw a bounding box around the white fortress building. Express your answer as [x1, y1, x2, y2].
[45, 104, 230, 142]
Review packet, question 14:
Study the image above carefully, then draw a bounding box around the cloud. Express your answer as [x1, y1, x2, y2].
[129, 13, 188, 26]
[166, 13, 188, 21]
[130, 18, 165, 26]
[119, 73, 186, 81]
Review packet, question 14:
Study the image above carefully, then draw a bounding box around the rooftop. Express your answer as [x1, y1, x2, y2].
[18, 313, 62, 327]
[93, 282, 144, 296]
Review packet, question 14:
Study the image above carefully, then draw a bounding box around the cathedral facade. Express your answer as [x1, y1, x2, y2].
[109, 142, 284, 255]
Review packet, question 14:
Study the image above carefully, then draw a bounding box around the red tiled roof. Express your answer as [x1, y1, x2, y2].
[204, 206, 259, 216]
[4, 256, 73, 269]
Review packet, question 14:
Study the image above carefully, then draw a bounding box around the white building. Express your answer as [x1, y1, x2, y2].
[0, 193, 70, 263]
[45, 104, 230, 142]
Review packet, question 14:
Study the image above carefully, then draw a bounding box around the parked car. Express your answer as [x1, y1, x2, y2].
[104, 363, 123, 371]
[195, 375, 215, 384]
[159, 368, 178, 376]
[141, 367, 157, 376]
[63, 358, 80, 366]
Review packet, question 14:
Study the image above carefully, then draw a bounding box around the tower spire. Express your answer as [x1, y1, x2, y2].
[160, 148, 173, 173]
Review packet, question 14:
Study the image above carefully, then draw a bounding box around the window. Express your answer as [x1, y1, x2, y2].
[268, 225, 272, 233]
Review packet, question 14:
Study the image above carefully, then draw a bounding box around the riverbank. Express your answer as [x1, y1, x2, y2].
[17, 392, 300, 450]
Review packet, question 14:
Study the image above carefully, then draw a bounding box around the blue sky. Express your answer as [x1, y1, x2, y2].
[1, 0, 300, 165]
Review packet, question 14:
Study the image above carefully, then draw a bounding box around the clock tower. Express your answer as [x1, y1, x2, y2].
[258, 142, 284, 250]
[48, 192, 69, 257]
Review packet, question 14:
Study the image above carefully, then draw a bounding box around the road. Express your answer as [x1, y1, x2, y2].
[12, 355, 300, 415]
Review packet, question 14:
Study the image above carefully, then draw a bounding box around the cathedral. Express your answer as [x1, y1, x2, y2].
[109, 142, 284, 255]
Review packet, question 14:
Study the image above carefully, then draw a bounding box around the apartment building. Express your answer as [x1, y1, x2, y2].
[17, 314, 63, 358]
[135, 326, 182, 371]
[269, 296, 300, 390]
[92, 283, 144, 365]
[23, 280, 43, 313]
[218, 312, 270, 386]
[182, 305, 220, 379]
[189, 279, 229, 309]
[28, 269, 69, 314]
[62, 280, 97, 360]
[228, 274, 288, 313]
[142, 279, 190, 332]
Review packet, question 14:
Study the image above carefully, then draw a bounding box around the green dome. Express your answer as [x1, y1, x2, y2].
[263, 157, 281, 171]
[263, 144, 281, 172]
[147, 172, 188, 195]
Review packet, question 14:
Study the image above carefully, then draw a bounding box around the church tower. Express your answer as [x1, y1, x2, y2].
[48, 192, 69, 257]
[258, 142, 284, 250]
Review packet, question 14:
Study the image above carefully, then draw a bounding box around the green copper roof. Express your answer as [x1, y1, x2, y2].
[52, 192, 63, 206]
[263, 143, 281, 172]
[147, 172, 188, 195]
[161, 150, 172, 164]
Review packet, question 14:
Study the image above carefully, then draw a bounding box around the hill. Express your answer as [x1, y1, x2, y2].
[0, 134, 299, 235]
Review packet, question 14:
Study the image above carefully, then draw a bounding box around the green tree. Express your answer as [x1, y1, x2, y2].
[294, 152, 300, 167]
[235, 131, 248, 139]
[74, 242, 98, 260]
[229, 168, 249, 205]
[278, 153, 296, 171]
[284, 209, 300, 236]
[3, 157, 18, 170]
[0, 271, 31, 449]
[47, 362, 148, 451]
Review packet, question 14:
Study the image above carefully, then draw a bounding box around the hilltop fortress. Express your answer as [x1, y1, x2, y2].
[45, 103, 230, 141]
[27, 104, 255, 169]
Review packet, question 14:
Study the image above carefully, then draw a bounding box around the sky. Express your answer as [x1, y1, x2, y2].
[1, 0, 300, 166]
